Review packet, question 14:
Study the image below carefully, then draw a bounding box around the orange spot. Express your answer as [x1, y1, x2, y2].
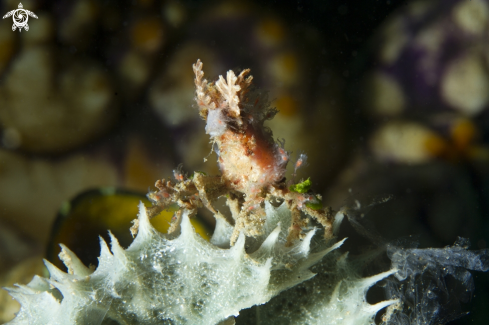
[424, 134, 448, 158]
[451, 119, 476, 151]
[270, 53, 299, 86]
[131, 18, 164, 53]
[275, 95, 298, 117]
[244, 128, 275, 171]
[256, 19, 285, 46]
[280, 53, 298, 75]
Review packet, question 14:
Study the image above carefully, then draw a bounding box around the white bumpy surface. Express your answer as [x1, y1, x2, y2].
[5, 202, 396, 325]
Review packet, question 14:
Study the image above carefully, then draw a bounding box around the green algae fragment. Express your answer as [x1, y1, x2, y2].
[189, 171, 207, 179]
[289, 178, 312, 193]
[305, 196, 323, 210]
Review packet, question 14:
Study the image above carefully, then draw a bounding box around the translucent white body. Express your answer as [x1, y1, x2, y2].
[6, 202, 394, 325]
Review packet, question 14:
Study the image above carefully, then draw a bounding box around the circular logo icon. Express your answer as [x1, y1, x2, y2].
[2, 3, 38, 32]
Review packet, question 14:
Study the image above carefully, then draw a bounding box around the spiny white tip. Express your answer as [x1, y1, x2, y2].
[364, 299, 399, 314]
[256, 257, 274, 287]
[109, 231, 126, 261]
[231, 232, 246, 259]
[322, 237, 347, 257]
[8, 286, 60, 307]
[337, 251, 349, 267]
[258, 223, 281, 253]
[99, 236, 113, 258]
[45, 277, 73, 299]
[7, 284, 36, 295]
[298, 228, 317, 257]
[329, 280, 343, 302]
[95, 236, 113, 273]
[302, 238, 347, 270]
[332, 211, 344, 236]
[264, 257, 273, 269]
[136, 201, 154, 239]
[180, 210, 194, 238]
[360, 269, 397, 289]
[210, 216, 234, 248]
[59, 244, 92, 277]
[26, 275, 51, 292]
[3, 287, 25, 302]
[43, 259, 68, 282]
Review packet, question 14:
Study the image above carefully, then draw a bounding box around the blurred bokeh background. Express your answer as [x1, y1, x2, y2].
[1, 0, 488, 323]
